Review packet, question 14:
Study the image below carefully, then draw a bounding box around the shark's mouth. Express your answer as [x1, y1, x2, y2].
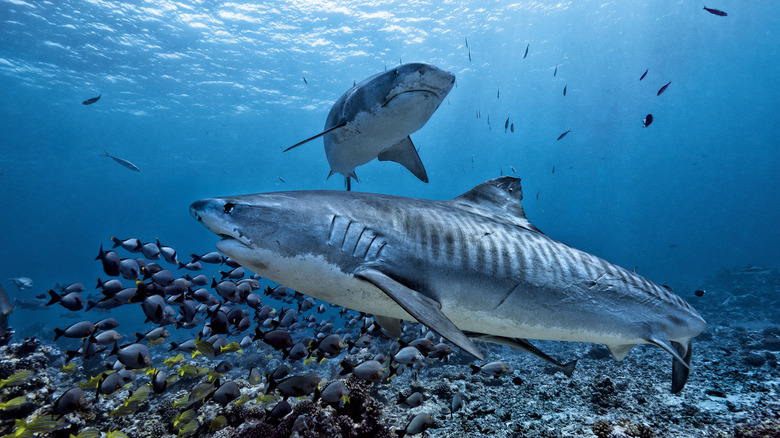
[382, 89, 439, 107]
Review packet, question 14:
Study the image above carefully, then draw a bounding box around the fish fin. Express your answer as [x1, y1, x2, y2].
[377, 137, 429, 183]
[606, 343, 635, 361]
[449, 177, 543, 234]
[373, 315, 402, 338]
[646, 336, 688, 368]
[283, 122, 347, 152]
[354, 268, 484, 361]
[671, 340, 693, 393]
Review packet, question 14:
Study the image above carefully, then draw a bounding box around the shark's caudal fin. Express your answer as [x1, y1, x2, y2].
[671, 340, 693, 393]
[377, 137, 429, 183]
[284, 122, 347, 152]
[355, 268, 485, 361]
[450, 176, 542, 234]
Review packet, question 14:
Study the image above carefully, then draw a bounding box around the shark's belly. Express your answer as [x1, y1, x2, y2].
[324, 97, 440, 174]
[219, 241, 414, 320]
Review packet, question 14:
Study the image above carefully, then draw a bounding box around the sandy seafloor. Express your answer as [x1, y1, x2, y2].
[1, 266, 779, 438]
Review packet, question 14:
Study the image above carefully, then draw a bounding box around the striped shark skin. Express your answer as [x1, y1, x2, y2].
[190, 177, 706, 392]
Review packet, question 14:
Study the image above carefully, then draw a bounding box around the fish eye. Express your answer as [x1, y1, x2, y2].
[223, 202, 234, 214]
[393, 69, 399, 75]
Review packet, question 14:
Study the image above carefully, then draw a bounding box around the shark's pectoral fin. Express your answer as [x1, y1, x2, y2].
[354, 268, 484, 361]
[606, 343, 635, 361]
[373, 315, 402, 338]
[377, 137, 429, 183]
[671, 340, 693, 394]
[284, 122, 347, 152]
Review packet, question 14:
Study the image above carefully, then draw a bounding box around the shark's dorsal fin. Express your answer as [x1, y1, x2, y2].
[450, 177, 542, 233]
[284, 122, 347, 152]
[377, 137, 429, 183]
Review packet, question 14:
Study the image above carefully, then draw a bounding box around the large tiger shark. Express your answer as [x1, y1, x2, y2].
[284, 63, 455, 190]
[190, 177, 706, 392]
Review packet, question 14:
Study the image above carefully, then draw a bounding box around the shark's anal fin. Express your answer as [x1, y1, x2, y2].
[284, 122, 347, 152]
[377, 137, 429, 183]
[354, 268, 484, 361]
[606, 343, 635, 361]
[373, 315, 402, 338]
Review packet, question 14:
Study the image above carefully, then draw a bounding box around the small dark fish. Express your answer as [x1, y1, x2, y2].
[302, 76, 308, 84]
[640, 69, 648, 81]
[211, 381, 240, 405]
[553, 65, 557, 77]
[536, 190, 539, 200]
[82, 95, 101, 105]
[465, 37, 469, 48]
[643, 114, 653, 128]
[504, 117, 509, 132]
[510, 123, 514, 133]
[451, 393, 462, 419]
[703, 5, 727, 16]
[151, 369, 168, 394]
[398, 391, 423, 408]
[694, 289, 706, 297]
[557, 129, 571, 141]
[563, 85, 567, 96]
[53, 388, 86, 416]
[468, 50, 471, 62]
[552, 166, 555, 174]
[277, 175, 285, 183]
[497, 88, 500, 99]
[103, 149, 140, 172]
[396, 412, 432, 438]
[523, 43, 529, 59]
[657, 81, 671, 96]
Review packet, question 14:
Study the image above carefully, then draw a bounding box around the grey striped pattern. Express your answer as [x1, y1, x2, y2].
[328, 215, 386, 261]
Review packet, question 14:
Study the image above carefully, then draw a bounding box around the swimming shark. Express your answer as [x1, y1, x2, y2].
[190, 177, 706, 392]
[284, 63, 455, 190]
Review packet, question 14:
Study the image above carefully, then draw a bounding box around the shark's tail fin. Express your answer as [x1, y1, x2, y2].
[671, 340, 693, 393]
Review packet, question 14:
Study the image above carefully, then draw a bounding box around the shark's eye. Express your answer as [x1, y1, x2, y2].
[223, 202, 234, 214]
[393, 69, 398, 75]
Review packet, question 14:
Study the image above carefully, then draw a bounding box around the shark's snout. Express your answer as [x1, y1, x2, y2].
[189, 200, 208, 222]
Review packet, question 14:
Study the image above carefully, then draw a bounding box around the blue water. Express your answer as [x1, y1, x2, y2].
[1, 0, 778, 306]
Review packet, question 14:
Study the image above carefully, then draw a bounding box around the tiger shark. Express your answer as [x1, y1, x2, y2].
[190, 177, 706, 392]
[284, 63, 455, 190]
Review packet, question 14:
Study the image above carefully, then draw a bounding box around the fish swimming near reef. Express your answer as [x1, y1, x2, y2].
[190, 177, 707, 392]
[284, 63, 455, 190]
